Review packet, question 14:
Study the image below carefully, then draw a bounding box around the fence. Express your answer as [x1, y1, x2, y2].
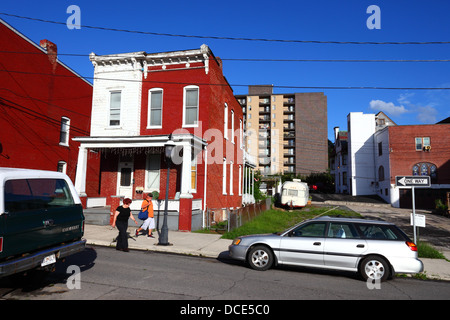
[205, 198, 272, 232]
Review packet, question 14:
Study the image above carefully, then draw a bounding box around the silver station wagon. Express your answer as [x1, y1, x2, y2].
[228, 216, 423, 281]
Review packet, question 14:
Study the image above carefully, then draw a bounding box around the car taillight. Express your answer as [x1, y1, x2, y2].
[0, 237, 3, 253]
[406, 241, 417, 251]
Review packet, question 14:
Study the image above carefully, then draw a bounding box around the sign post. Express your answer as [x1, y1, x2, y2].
[395, 176, 430, 244]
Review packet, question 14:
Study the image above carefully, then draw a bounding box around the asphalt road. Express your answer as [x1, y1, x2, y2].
[1, 245, 449, 303]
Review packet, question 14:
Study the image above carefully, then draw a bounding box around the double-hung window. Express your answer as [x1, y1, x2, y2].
[148, 88, 163, 128]
[59, 117, 70, 146]
[183, 86, 199, 126]
[109, 91, 121, 126]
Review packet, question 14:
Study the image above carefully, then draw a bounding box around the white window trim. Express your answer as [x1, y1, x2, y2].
[182, 85, 199, 128]
[229, 161, 234, 195]
[147, 88, 163, 129]
[109, 90, 122, 127]
[224, 103, 228, 140]
[59, 117, 70, 146]
[222, 158, 227, 195]
[231, 109, 235, 144]
[238, 165, 242, 195]
[57, 161, 67, 174]
[191, 155, 197, 193]
[144, 154, 161, 192]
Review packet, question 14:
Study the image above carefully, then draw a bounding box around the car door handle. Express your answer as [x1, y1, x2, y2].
[313, 242, 321, 246]
[356, 244, 365, 248]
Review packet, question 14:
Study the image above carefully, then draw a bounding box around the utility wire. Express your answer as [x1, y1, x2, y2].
[1, 69, 450, 90]
[1, 12, 450, 45]
[1, 51, 450, 63]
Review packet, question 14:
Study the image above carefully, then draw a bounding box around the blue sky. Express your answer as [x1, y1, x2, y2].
[1, 0, 450, 141]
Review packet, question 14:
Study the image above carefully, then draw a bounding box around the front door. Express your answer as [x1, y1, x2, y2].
[118, 160, 133, 198]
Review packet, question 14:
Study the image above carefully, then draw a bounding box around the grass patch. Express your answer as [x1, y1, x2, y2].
[221, 206, 361, 240]
[417, 241, 447, 259]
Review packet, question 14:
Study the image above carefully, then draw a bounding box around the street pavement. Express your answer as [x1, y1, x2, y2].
[83, 200, 450, 281]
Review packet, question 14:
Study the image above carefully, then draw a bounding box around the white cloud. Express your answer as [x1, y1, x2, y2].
[416, 105, 438, 123]
[369, 100, 409, 116]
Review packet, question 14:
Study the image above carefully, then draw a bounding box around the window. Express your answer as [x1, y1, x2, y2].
[378, 166, 385, 181]
[148, 89, 163, 127]
[224, 103, 228, 140]
[222, 158, 227, 194]
[238, 165, 242, 195]
[145, 154, 161, 191]
[413, 162, 437, 181]
[57, 161, 67, 174]
[59, 117, 70, 146]
[415, 137, 430, 151]
[191, 156, 197, 192]
[109, 91, 121, 126]
[378, 142, 383, 156]
[328, 223, 360, 239]
[231, 109, 235, 144]
[183, 86, 199, 126]
[291, 222, 326, 237]
[229, 161, 234, 195]
[239, 119, 243, 149]
[5, 179, 75, 212]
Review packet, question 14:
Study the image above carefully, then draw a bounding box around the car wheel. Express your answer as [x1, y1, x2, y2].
[247, 245, 273, 271]
[359, 255, 390, 282]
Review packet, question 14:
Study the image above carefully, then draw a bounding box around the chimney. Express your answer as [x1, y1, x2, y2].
[40, 39, 58, 69]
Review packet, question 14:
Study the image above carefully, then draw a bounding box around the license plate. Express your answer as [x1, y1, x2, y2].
[41, 254, 56, 267]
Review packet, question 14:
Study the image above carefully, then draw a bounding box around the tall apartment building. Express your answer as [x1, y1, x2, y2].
[236, 85, 328, 176]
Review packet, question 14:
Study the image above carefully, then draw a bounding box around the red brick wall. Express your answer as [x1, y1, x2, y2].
[389, 124, 450, 184]
[0, 21, 98, 192]
[138, 54, 243, 210]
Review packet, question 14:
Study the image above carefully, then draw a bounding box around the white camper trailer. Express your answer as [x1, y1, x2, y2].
[280, 179, 309, 208]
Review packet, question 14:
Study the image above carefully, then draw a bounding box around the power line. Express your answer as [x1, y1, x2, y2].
[1, 68, 450, 90]
[2, 51, 450, 63]
[2, 12, 450, 45]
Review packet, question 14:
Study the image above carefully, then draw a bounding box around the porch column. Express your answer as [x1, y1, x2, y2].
[179, 143, 193, 231]
[74, 145, 88, 198]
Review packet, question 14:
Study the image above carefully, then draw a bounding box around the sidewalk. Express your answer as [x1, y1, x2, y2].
[83, 223, 450, 282]
[83, 224, 232, 259]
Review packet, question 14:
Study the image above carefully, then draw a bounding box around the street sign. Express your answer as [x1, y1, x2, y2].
[410, 213, 426, 228]
[395, 176, 430, 188]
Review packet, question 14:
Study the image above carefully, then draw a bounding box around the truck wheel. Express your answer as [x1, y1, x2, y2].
[247, 245, 273, 271]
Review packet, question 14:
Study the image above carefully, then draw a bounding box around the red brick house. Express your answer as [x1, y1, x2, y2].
[387, 123, 450, 209]
[74, 45, 249, 231]
[0, 19, 97, 188]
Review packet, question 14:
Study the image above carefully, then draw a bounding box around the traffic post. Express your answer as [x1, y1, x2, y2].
[395, 176, 431, 244]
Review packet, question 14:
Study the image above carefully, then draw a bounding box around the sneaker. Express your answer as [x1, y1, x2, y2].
[148, 234, 155, 238]
[135, 229, 139, 237]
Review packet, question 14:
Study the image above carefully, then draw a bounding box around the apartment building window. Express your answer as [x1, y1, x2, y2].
[183, 86, 199, 126]
[148, 88, 163, 128]
[59, 117, 70, 146]
[109, 91, 121, 126]
[415, 137, 430, 151]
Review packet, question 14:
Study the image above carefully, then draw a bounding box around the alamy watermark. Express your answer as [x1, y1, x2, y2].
[66, 265, 81, 289]
[366, 5, 381, 30]
[66, 5, 81, 30]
